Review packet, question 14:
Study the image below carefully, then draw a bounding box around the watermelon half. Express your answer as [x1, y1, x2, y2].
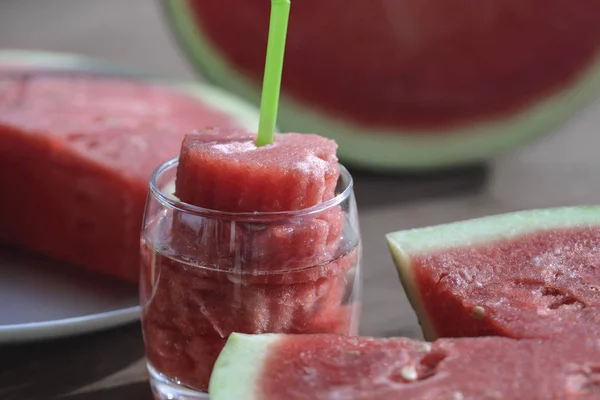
[162, 1, 600, 171]
[208, 331, 600, 399]
[386, 206, 600, 341]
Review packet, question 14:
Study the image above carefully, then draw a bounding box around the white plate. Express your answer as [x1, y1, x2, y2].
[0, 246, 140, 344]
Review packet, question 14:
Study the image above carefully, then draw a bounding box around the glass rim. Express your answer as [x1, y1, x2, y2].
[149, 157, 354, 221]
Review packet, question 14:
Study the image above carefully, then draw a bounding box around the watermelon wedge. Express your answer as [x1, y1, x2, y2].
[162, 1, 600, 171]
[386, 206, 600, 341]
[209, 331, 600, 399]
[0, 50, 262, 282]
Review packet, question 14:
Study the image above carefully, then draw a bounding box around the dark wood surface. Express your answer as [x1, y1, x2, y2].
[1, 0, 600, 399]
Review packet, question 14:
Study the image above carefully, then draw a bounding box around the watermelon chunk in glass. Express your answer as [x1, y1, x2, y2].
[171, 128, 346, 275]
[171, 204, 345, 278]
[174, 128, 340, 212]
[141, 128, 360, 391]
[386, 206, 600, 341]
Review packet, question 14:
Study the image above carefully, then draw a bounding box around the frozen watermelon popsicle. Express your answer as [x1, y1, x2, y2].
[139, 127, 362, 397]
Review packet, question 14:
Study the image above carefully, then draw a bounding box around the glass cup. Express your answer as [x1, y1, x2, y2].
[140, 157, 362, 399]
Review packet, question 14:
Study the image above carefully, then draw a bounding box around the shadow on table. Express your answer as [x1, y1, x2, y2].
[0, 323, 147, 400]
[349, 163, 491, 210]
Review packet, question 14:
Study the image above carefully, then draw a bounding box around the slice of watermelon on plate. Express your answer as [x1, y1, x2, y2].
[0, 49, 263, 343]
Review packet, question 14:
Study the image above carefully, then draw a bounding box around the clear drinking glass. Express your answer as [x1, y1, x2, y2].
[140, 157, 362, 399]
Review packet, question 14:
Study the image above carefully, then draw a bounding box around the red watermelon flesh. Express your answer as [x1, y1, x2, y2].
[184, 0, 600, 130]
[144, 325, 229, 392]
[142, 247, 358, 337]
[141, 245, 359, 391]
[172, 128, 344, 276]
[175, 128, 340, 212]
[0, 71, 238, 282]
[209, 330, 600, 400]
[171, 205, 345, 277]
[386, 207, 600, 341]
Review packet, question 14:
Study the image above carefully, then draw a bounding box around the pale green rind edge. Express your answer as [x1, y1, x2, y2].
[0, 49, 261, 131]
[385, 205, 600, 341]
[386, 238, 438, 342]
[386, 205, 600, 255]
[209, 333, 280, 400]
[164, 1, 600, 170]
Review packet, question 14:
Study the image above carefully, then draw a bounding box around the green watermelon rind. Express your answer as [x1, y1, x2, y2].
[0, 49, 262, 132]
[209, 333, 278, 400]
[163, 1, 600, 171]
[385, 205, 600, 341]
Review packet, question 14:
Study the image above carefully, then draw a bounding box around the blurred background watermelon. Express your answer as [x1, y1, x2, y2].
[161, 0, 600, 171]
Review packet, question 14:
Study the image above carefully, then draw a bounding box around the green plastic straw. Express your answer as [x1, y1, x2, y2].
[256, 0, 291, 147]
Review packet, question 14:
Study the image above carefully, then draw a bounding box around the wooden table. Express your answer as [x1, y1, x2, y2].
[1, 0, 600, 399]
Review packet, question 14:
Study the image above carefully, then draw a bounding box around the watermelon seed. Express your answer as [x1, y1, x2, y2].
[416, 342, 432, 353]
[451, 392, 465, 400]
[391, 351, 447, 384]
[472, 306, 486, 321]
[399, 365, 418, 382]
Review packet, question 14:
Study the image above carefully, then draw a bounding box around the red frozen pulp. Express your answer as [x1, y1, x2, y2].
[141, 230, 358, 391]
[0, 71, 238, 282]
[170, 204, 346, 278]
[175, 128, 340, 212]
[141, 128, 358, 391]
[172, 128, 345, 274]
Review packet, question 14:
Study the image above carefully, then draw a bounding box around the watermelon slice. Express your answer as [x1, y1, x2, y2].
[386, 206, 600, 341]
[208, 331, 600, 399]
[163, 1, 600, 171]
[0, 51, 262, 282]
